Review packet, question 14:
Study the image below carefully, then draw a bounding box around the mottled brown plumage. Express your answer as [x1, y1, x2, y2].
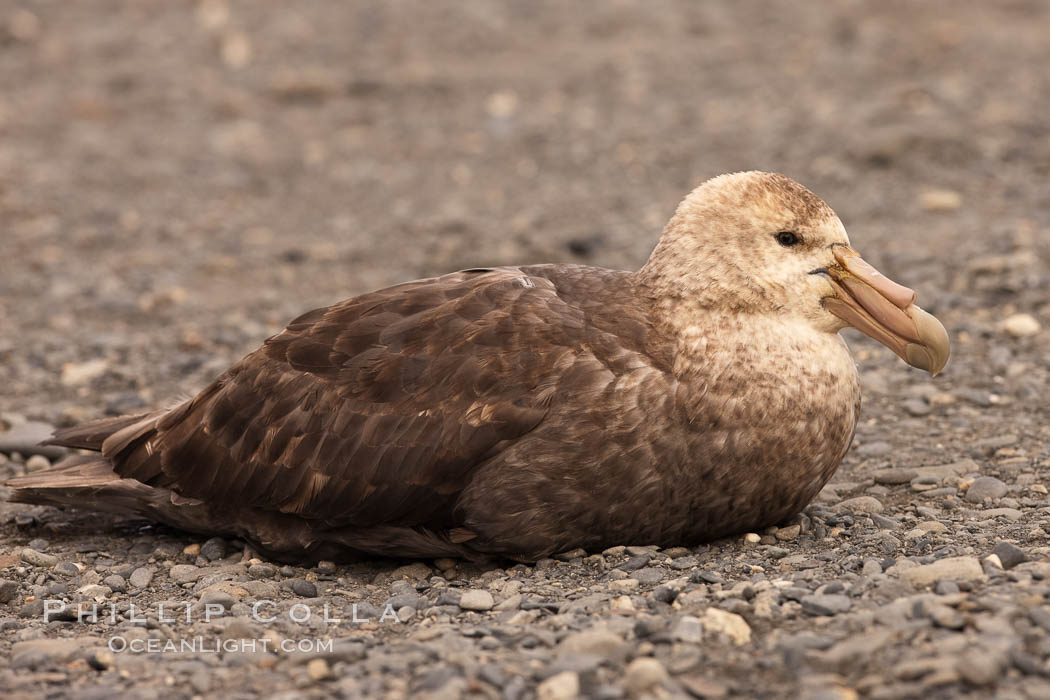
[6, 172, 949, 562]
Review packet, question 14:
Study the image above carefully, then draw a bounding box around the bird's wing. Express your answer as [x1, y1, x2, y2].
[92, 268, 591, 526]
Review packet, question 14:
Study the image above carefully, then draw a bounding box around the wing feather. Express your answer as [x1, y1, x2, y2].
[100, 268, 583, 526]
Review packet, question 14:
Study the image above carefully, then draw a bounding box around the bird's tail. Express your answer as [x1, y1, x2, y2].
[5, 454, 207, 522]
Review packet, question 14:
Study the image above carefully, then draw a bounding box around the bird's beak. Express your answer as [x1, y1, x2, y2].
[821, 246, 950, 375]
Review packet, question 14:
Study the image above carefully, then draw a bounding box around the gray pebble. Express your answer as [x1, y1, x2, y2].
[903, 398, 931, 416]
[129, 567, 153, 589]
[290, 579, 318, 597]
[102, 575, 127, 593]
[200, 590, 236, 611]
[0, 580, 19, 603]
[20, 548, 57, 567]
[991, 541, 1027, 569]
[801, 594, 852, 616]
[248, 563, 277, 579]
[458, 589, 494, 611]
[873, 468, 918, 485]
[633, 567, 666, 585]
[966, 476, 1008, 503]
[200, 537, 227, 561]
[53, 562, 80, 576]
[170, 564, 201, 584]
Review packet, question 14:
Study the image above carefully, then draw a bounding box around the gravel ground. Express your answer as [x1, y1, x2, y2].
[2, 1, 1050, 698]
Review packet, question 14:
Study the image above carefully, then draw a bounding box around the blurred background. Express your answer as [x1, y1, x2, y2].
[1, 0, 1048, 425]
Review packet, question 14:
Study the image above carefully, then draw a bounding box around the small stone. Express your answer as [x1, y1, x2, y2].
[1002, 313, 1041, 338]
[200, 537, 227, 561]
[316, 560, 337, 573]
[902, 557, 985, 587]
[307, 657, 333, 681]
[87, 649, 114, 671]
[835, 496, 884, 514]
[129, 567, 153, 588]
[965, 476, 1007, 503]
[956, 649, 1003, 686]
[623, 657, 669, 695]
[610, 595, 635, 612]
[25, 454, 50, 472]
[702, 608, 751, 645]
[20, 548, 57, 567]
[169, 564, 201, 584]
[558, 627, 627, 659]
[903, 399, 931, 416]
[537, 671, 580, 700]
[200, 590, 237, 611]
[801, 594, 852, 616]
[775, 525, 801, 541]
[102, 575, 127, 593]
[874, 468, 919, 485]
[248, 563, 277, 579]
[391, 562, 430, 580]
[0, 580, 19, 602]
[290, 579, 318, 597]
[672, 615, 704, 643]
[919, 189, 962, 211]
[60, 358, 109, 386]
[926, 603, 965, 629]
[609, 579, 640, 592]
[458, 590, 494, 611]
[744, 533, 761, 544]
[991, 541, 1027, 569]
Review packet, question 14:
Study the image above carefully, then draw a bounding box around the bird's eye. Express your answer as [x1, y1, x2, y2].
[775, 231, 801, 247]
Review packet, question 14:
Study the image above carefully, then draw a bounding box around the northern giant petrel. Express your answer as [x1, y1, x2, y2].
[7, 172, 950, 561]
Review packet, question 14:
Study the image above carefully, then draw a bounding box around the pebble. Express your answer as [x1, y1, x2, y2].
[928, 602, 966, 629]
[169, 564, 201, 584]
[801, 594, 852, 616]
[25, 454, 51, 472]
[835, 496, 884, 514]
[20, 548, 57, 567]
[558, 627, 627, 659]
[955, 649, 1003, 686]
[537, 671, 580, 700]
[248, 563, 277, 579]
[0, 420, 65, 459]
[902, 557, 985, 587]
[1002, 313, 1041, 338]
[102, 575, 127, 593]
[623, 657, 669, 695]
[965, 476, 1007, 503]
[874, 468, 918, 485]
[200, 537, 227, 561]
[903, 399, 931, 416]
[307, 657, 334, 681]
[991, 541, 1027, 569]
[290, 579, 318, 597]
[672, 615, 704, 643]
[60, 358, 109, 386]
[702, 608, 751, 646]
[458, 590, 494, 611]
[0, 579, 19, 603]
[200, 590, 237, 611]
[129, 567, 154, 589]
[919, 189, 962, 211]
[775, 524, 801, 541]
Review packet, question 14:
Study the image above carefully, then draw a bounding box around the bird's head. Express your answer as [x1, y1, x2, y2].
[640, 171, 950, 375]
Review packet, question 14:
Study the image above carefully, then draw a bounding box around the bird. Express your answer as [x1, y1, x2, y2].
[5, 172, 950, 563]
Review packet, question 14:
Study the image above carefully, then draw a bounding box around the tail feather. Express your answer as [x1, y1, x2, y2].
[44, 413, 154, 451]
